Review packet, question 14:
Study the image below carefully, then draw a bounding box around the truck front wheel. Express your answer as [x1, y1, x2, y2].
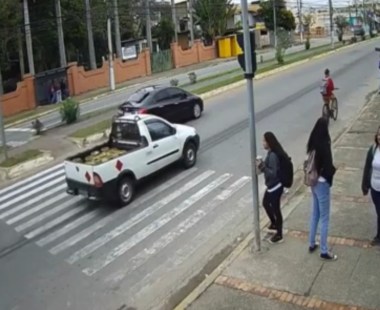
[182, 142, 197, 169]
[117, 176, 135, 207]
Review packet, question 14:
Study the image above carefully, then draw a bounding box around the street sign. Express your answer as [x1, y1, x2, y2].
[236, 32, 257, 75]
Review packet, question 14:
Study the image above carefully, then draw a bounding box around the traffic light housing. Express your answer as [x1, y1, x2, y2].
[236, 32, 257, 77]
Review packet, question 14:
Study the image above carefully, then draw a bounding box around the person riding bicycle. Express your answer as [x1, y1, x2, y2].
[320, 68, 335, 112]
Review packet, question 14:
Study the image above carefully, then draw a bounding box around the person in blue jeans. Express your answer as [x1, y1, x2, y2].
[306, 117, 337, 261]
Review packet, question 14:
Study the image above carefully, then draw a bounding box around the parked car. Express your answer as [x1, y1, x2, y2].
[353, 25, 365, 36]
[118, 85, 204, 122]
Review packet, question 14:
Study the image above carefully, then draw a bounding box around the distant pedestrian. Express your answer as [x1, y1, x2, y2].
[305, 117, 337, 261]
[361, 126, 380, 246]
[257, 132, 290, 244]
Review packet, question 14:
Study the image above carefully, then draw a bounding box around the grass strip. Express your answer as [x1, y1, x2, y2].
[0, 149, 43, 168]
[69, 119, 112, 139]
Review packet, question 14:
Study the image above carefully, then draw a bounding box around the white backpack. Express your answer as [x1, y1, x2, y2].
[320, 78, 328, 95]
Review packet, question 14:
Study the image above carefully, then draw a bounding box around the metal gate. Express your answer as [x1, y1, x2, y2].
[34, 67, 69, 106]
[151, 49, 173, 74]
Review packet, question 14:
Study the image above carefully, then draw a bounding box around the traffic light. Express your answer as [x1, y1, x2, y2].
[236, 32, 257, 76]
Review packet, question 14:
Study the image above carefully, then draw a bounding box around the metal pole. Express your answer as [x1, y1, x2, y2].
[171, 0, 178, 43]
[85, 0, 97, 70]
[55, 0, 67, 68]
[145, 0, 153, 53]
[0, 72, 8, 160]
[299, 0, 303, 42]
[273, 0, 278, 48]
[106, 2, 115, 91]
[188, 0, 195, 46]
[240, 0, 261, 252]
[329, 0, 334, 48]
[23, 0, 35, 75]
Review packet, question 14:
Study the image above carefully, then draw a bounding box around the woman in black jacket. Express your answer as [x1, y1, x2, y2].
[306, 117, 337, 261]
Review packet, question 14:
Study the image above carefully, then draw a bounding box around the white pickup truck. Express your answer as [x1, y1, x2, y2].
[65, 114, 200, 206]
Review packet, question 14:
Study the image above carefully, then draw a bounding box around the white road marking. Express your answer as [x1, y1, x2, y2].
[48, 214, 114, 255]
[0, 163, 63, 197]
[6, 192, 69, 225]
[0, 176, 65, 212]
[82, 173, 232, 276]
[0, 183, 67, 219]
[29, 204, 91, 241]
[0, 169, 64, 205]
[105, 176, 251, 284]
[14, 196, 82, 232]
[66, 170, 215, 265]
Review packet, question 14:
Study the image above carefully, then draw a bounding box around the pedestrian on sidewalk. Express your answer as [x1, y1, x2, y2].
[306, 117, 337, 261]
[257, 132, 287, 244]
[361, 126, 380, 246]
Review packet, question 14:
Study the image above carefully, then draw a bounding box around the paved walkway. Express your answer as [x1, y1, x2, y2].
[184, 95, 380, 310]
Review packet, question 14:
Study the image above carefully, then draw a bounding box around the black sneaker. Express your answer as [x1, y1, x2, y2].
[370, 237, 380, 246]
[309, 244, 319, 253]
[267, 223, 277, 231]
[269, 234, 283, 244]
[320, 252, 338, 261]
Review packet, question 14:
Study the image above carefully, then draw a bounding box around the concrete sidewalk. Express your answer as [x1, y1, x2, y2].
[182, 95, 380, 309]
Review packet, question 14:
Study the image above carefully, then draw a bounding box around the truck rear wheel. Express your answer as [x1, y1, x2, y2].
[182, 142, 197, 169]
[117, 176, 135, 207]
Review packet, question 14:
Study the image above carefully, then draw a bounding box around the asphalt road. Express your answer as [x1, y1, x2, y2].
[1, 38, 333, 147]
[0, 38, 378, 310]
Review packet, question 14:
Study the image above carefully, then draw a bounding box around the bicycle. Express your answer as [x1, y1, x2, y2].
[322, 88, 338, 123]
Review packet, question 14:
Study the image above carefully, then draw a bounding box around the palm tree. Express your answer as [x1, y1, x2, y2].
[84, 0, 96, 69]
[55, 0, 67, 67]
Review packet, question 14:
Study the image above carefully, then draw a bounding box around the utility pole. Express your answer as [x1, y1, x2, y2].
[273, 0, 278, 48]
[328, 0, 334, 48]
[23, 0, 35, 75]
[85, 0, 97, 70]
[171, 0, 178, 43]
[145, 0, 153, 52]
[0, 72, 8, 161]
[240, 0, 261, 252]
[188, 0, 195, 46]
[297, 0, 303, 42]
[55, 0, 67, 68]
[106, 0, 115, 91]
[113, 0, 122, 58]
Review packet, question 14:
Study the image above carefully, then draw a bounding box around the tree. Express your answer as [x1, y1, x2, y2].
[152, 18, 175, 50]
[258, 0, 296, 32]
[275, 28, 292, 64]
[303, 13, 315, 37]
[194, 0, 236, 43]
[335, 15, 349, 42]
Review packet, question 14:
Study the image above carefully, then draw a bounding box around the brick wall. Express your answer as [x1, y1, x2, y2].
[1, 74, 36, 117]
[171, 40, 217, 69]
[67, 49, 152, 96]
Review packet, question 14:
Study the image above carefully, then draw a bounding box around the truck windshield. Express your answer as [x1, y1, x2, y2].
[111, 121, 141, 143]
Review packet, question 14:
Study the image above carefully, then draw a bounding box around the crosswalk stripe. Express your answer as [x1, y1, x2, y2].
[0, 169, 64, 205]
[6, 192, 69, 225]
[82, 173, 232, 276]
[105, 176, 251, 284]
[48, 214, 114, 255]
[66, 170, 215, 265]
[29, 204, 91, 241]
[0, 176, 65, 212]
[0, 163, 63, 196]
[0, 183, 67, 219]
[15, 196, 83, 232]
[130, 192, 252, 300]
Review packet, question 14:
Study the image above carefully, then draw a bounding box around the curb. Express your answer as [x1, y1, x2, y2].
[0, 150, 54, 182]
[174, 86, 380, 310]
[6, 37, 377, 130]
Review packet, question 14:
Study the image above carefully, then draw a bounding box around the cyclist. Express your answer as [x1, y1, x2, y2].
[320, 68, 335, 114]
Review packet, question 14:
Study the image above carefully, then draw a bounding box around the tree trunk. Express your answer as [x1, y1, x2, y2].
[23, 0, 35, 75]
[84, 0, 97, 70]
[0, 69, 9, 160]
[18, 30, 25, 78]
[55, 0, 67, 67]
[113, 0, 122, 58]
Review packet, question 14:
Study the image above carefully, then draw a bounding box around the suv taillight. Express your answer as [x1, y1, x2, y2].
[93, 173, 103, 188]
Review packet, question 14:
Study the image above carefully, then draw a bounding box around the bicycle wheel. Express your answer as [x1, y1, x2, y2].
[331, 98, 338, 121]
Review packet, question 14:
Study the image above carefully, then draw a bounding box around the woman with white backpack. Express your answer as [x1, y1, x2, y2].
[304, 117, 337, 261]
[361, 126, 380, 246]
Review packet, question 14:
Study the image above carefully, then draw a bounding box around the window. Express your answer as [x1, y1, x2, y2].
[154, 90, 170, 103]
[146, 120, 174, 141]
[167, 88, 186, 99]
[111, 121, 141, 142]
[127, 87, 153, 104]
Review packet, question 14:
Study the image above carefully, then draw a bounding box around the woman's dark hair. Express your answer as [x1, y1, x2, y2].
[307, 117, 330, 153]
[375, 126, 380, 145]
[264, 132, 287, 158]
